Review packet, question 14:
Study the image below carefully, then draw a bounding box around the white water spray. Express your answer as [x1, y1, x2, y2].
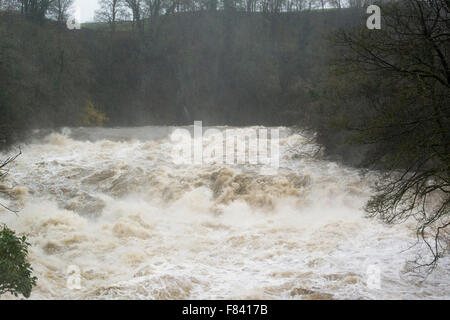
[0, 126, 448, 299]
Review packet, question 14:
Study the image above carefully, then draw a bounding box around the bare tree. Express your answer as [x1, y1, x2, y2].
[328, 0, 342, 8]
[48, 0, 73, 23]
[95, 0, 128, 32]
[144, 0, 162, 17]
[19, 0, 54, 21]
[318, 0, 327, 10]
[0, 0, 21, 10]
[124, 0, 144, 32]
[334, 0, 450, 272]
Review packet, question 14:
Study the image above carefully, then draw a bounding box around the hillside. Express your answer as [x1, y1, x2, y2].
[0, 9, 364, 147]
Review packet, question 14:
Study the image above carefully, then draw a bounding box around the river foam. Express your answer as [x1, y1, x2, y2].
[0, 126, 448, 299]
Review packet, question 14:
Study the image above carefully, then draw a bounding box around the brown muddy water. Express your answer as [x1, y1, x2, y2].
[0, 126, 448, 299]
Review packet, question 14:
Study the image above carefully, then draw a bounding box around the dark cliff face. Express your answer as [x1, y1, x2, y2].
[0, 9, 363, 148]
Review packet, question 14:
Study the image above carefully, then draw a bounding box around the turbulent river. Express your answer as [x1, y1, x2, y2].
[0, 126, 449, 300]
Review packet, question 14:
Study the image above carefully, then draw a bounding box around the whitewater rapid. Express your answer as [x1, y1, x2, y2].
[0, 126, 449, 300]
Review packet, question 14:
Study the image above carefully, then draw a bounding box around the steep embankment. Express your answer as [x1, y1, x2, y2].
[0, 127, 448, 299]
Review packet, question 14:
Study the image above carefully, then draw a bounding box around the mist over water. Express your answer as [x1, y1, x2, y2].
[0, 126, 449, 300]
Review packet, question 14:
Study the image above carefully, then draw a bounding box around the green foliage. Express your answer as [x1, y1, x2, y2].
[0, 224, 37, 298]
[82, 101, 108, 127]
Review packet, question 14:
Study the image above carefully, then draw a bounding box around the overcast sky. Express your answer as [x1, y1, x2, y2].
[74, 0, 100, 23]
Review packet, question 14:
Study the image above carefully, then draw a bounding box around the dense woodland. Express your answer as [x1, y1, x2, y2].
[0, 0, 372, 148]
